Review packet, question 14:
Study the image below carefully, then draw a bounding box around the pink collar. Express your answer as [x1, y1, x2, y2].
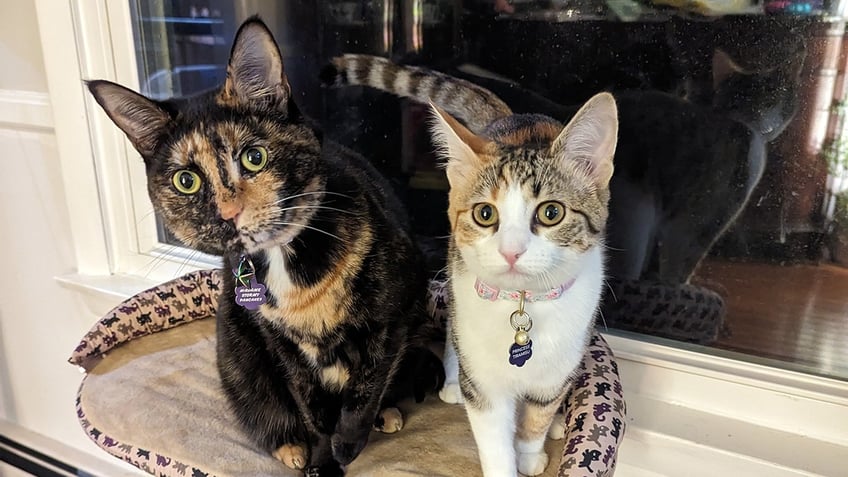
[474, 278, 575, 302]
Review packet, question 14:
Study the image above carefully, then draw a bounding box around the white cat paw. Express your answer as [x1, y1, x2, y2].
[517, 451, 549, 476]
[438, 382, 465, 404]
[547, 413, 566, 440]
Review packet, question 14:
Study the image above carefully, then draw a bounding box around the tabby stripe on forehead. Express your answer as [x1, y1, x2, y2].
[208, 125, 227, 159]
[208, 128, 237, 190]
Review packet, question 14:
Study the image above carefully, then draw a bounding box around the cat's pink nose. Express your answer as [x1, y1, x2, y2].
[500, 248, 525, 267]
[220, 202, 243, 223]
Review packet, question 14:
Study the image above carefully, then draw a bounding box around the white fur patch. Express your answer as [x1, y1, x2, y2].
[260, 246, 292, 318]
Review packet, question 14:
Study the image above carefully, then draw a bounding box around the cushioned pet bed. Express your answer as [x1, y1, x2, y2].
[70, 270, 626, 477]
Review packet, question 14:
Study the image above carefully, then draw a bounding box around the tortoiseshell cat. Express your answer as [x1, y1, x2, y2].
[88, 19, 438, 477]
[325, 56, 617, 476]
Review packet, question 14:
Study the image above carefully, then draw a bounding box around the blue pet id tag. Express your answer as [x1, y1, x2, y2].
[509, 340, 533, 367]
[508, 299, 533, 367]
[233, 255, 267, 310]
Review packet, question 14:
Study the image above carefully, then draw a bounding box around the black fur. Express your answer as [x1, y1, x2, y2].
[87, 17, 441, 475]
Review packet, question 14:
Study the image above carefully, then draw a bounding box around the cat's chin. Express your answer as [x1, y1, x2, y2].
[475, 269, 553, 293]
[240, 229, 298, 254]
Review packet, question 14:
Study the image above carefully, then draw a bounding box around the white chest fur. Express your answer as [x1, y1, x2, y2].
[451, 247, 604, 399]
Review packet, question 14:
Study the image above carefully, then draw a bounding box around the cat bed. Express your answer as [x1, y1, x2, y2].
[601, 278, 725, 345]
[69, 270, 626, 477]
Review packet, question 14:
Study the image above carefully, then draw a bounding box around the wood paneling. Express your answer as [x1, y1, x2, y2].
[694, 260, 848, 379]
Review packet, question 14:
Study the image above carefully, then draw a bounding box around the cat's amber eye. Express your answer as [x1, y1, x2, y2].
[472, 203, 499, 227]
[240, 146, 268, 172]
[536, 201, 565, 226]
[172, 170, 202, 195]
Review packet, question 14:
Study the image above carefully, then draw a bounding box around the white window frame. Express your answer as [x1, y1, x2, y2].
[36, 1, 848, 473]
[37, 0, 219, 286]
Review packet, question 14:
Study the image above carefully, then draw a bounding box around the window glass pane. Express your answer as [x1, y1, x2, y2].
[129, 0, 848, 380]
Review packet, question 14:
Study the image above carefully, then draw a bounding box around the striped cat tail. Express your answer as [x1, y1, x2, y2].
[321, 54, 512, 133]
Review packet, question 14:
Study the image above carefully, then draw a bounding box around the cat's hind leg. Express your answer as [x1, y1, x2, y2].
[515, 392, 568, 476]
[546, 405, 567, 440]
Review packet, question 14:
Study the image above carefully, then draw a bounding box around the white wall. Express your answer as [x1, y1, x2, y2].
[0, 0, 121, 465]
[0, 0, 47, 92]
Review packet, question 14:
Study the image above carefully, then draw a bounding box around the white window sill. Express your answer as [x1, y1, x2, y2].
[56, 273, 162, 317]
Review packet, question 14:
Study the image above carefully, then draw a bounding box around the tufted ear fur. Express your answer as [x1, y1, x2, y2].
[87, 80, 172, 158]
[550, 92, 618, 188]
[428, 105, 495, 188]
[219, 16, 291, 110]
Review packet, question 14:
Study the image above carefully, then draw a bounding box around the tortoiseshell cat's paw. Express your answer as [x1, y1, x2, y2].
[330, 431, 369, 466]
[272, 443, 308, 470]
[373, 407, 404, 433]
[438, 382, 464, 404]
[303, 462, 344, 477]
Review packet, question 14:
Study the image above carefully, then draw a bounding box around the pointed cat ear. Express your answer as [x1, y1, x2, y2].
[428, 105, 493, 187]
[220, 17, 291, 109]
[712, 49, 745, 89]
[87, 80, 172, 158]
[550, 92, 618, 188]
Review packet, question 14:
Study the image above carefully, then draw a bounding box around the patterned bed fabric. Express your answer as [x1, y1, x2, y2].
[68, 269, 222, 370]
[70, 271, 626, 477]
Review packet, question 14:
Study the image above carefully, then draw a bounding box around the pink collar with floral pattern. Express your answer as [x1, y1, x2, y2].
[473, 277, 576, 302]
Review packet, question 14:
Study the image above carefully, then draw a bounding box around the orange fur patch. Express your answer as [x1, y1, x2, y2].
[262, 226, 373, 337]
[516, 391, 568, 441]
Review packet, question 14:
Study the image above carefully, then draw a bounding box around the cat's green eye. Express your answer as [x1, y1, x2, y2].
[172, 170, 202, 195]
[240, 146, 268, 172]
[472, 203, 499, 227]
[536, 201, 565, 226]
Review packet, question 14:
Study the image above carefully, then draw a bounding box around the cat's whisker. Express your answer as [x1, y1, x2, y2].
[431, 265, 449, 281]
[272, 190, 354, 206]
[600, 243, 625, 252]
[135, 244, 181, 278]
[278, 205, 359, 216]
[175, 248, 201, 278]
[604, 279, 618, 302]
[270, 221, 348, 243]
[136, 209, 158, 224]
[597, 309, 609, 332]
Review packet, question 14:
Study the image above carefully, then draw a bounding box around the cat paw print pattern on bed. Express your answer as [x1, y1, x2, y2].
[70, 270, 626, 477]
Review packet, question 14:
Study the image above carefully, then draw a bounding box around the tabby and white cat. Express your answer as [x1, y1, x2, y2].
[325, 56, 617, 476]
[88, 20, 437, 477]
[440, 48, 802, 284]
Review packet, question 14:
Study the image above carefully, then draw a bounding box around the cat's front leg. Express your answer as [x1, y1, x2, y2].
[331, 348, 402, 465]
[464, 385, 519, 477]
[438, 325, 465, 404]
[515, 392, 568, 476]
[303, 434, 345, 477]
